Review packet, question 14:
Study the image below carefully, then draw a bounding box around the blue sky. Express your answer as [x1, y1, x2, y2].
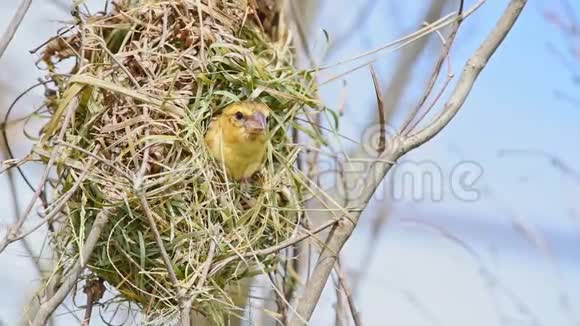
[309, 2, 580, 324]
[310, 0, 580, 228]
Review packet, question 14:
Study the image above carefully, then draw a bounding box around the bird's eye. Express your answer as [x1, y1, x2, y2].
[235, 112, 244, 120]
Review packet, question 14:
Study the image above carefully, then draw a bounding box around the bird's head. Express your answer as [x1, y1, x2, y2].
[220, 101, 271, 140]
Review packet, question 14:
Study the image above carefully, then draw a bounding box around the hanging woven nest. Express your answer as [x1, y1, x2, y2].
[34, 0, 327, 323]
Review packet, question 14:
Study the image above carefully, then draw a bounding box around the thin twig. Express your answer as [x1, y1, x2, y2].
[31, 209, 112, 326]
[315, 1, 484, 73]
[0, 154, 34, 175]
[334, 273, 347, 326]
[369, 65, 385, 154]
[2, 80, 55, 194]
[82, 278, 106, 326]
[400, 217, 542, 325]
[407, 0, 526, 149]
[404, 28, 455, 133]
[0, 97, 79, 254]
[0, 144, 46, 301]
[407, 72, 454, 133]
[560, 0, 579, 25]
[401, 0, 465, 135]
[362, 0, 449, 129]
[29, 25, 76, 54]
[0, 0, 33, 59]
[288, 1, 528, 324]
[12, 149, 99, 242]
[335, 258, 362, 326]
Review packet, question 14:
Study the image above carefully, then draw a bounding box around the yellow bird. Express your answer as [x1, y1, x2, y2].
[205, 101, 271, 181]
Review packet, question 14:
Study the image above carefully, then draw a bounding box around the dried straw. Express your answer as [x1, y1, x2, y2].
[35, 0, 325, 323]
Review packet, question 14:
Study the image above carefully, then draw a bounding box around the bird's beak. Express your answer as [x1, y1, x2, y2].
[245, 111, 267, 134]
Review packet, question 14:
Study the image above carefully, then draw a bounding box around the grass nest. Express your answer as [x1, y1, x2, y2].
[35, 0, 327, 323]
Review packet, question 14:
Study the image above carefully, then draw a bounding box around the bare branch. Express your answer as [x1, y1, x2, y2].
[2, 80, 55, 194]
[12, 150, 99, 243]
[333, 274, 347, 326]
[0, 97, 79, 254]
[82, 278, 105, 326]
[401, 0, 464, 134]
[0, 143, 43, 274]
[31, 208, 112, 326]
[335, 259, 362, 326]
[288, 1, 528, 324]
[406, 0, 526, 149]
[0, 0, 33, 59]
[379, 0, 450, 122]
[0, 154, 34, 175]
[369, 65, 386, 155]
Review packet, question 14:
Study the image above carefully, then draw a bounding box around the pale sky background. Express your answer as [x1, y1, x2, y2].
[1, 0, 579, 325]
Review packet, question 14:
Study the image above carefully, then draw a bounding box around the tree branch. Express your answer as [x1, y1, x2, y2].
[0, 97, 79, 254]
[406, 0, 526, 151]
[367, 0, 449, 128]
[335, 258, 362, 326]
[401, 0, 465, 134]
[0, 0, 33, 59]
[31, 208, 112, 326]
[288, 1, 528, 324]
[369, 65, 386, 155]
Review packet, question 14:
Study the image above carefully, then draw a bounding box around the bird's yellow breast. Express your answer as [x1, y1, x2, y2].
[205, 116, 267, 181]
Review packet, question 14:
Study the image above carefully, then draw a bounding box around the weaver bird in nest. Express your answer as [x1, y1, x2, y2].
[205, 101, 271, 182]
